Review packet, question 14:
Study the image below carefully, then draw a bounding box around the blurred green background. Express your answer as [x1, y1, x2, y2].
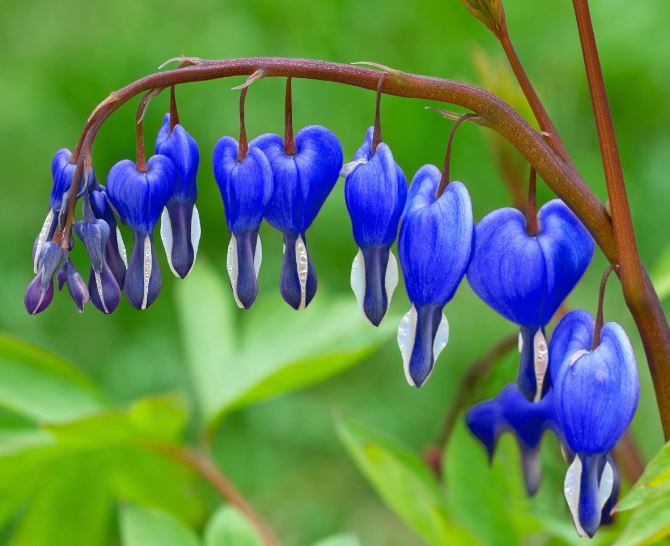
[2, 0, 670, 544]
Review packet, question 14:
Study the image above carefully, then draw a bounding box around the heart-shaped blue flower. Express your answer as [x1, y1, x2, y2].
[344, 127, 407, 326]
[467, 200, 594, 401]
[155, 114, 201, 279]
[550, 309, 638, 537]
[106, 155, 175, 310]
[397, 165, 474, 387]
[213, 136, 273, 309]
[250, 125, 343, 310]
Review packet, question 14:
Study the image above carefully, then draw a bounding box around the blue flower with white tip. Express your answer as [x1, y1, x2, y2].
[251, 125, 343, 310]
[24, 242, 66, 315]
[213, 137, 273, 309]
[343, 127, 407, 326]
[550, 309, 638, 538]
[106, 155, 175, 310]
[155, 113, 201, 279]
[89, 186, 128, 287]
[397, 165, 474, 387]
[467, 200, 595, 401]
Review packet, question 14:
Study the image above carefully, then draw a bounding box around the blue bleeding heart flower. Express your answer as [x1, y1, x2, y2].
[75, 206, 121, 314]
[397, 165, 474, 387]
[251, 126, 343, 309]
[467, 200, 594, 401]
[61, 258, 89, 313]
[550, 309, 639, 537]
[106, 155, 175, 310]
[343, 127, 407, 326]
[155, 114, 201, 279]
[213, 137, 273, 309]
[89, 187, 128, 287]
[33, 149, 94, 273]
[466, 383, 560, 496]
[24, 242, 66, 315]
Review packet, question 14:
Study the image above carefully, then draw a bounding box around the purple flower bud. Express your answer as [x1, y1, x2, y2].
[64, 260, 89, 313]
[24, 273, 54, 315]
[89, 187, 128, 286]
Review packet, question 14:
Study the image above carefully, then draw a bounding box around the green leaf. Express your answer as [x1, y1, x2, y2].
[176, 261, 396, 428]
[444, 421, 529, 545]
[614, 489, 670, 546]
[120, 504, 200, 546]
[311, 534, 361, 546]
[618, 440, 670, 511]
[459, 0, 506, 35]
[12, 454, 111, 546]
[336, 415, 480, 546]
[651, 246, 670, 302]
[204, 505, 263, 546]
[0, 333, 104, 422]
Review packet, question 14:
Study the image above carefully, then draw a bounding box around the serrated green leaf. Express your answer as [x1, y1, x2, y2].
[460, 0, 505, 35]
[120, 504, 200, 546]
[311, 533, 361, 546]
[336, 415, 481, 546]
[0, 333, 104, 422]
[618, 440, 670, 511]
[176, 261, 395, 428]
[614, 489, 670, 546]
[204, 505, 263, 546]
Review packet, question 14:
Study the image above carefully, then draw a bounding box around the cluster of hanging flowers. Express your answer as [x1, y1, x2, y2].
[25, 75, 639, 538]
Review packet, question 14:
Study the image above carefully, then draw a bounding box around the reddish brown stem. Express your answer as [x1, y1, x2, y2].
[284, 77, 295, 155]
[169, 85, 180, 132]
[371, 73, 386, 152]
[526, 167, 538, 235]
[593, 264, 618, 350]
[238, 87, 248, 162]
[58, 57, 670, 438]
[436, 112, 479, 197]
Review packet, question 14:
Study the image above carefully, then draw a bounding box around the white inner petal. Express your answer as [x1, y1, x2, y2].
[34, 209, 55, 273]
[141, 235, 152, 310]
[190, 204, 201, 277]
[94, 271, 108, 314]
[339, 157, 368, 178]
[533, 329, 549, 403]
[598, 461, 615, 512]
[116, 227, 128, 267]
[350, 249, 365, 315]
[570, 349, 590, 366]
[397, 305, 418, 387]
[254, 235, 262, 278]
[564, 455, 588, 538]
[226, 235, 243, 309]
[518, 330, 524, 353]
[296, 235, 309, 310]
[384, 250, 399, 310]
[160, 207, 177, 277]
[432, 313, 450, 362]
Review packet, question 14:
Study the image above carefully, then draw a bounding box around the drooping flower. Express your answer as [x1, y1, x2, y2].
[466, 383, 560, 496]
[88, 186, 128, 287]
[155, 114, 201, 279]
[106, 155, 175, 310]
[343, 127, 407, 326]
[467, 200, 594, 401]
[24, 242, 66, 314]
[250, 126, 343, 310]
[59, 258, 89, 313]
[550, 309, 639, 537]
[32, 149, 93, 272]
[397, 165, 474, 387]
[213, 137, 273, 309]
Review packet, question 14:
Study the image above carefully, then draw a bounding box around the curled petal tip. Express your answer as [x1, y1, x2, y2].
[89, 264, 121, 314]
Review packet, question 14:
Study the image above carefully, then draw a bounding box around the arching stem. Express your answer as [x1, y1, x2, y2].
[371, 72, 386, 152]
[169, 85, 180, 132]
[436, 113, 478, 197]
[593, 264, 619, 350]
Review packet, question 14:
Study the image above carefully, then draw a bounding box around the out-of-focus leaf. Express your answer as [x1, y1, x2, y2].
[618, 440, 670, 511]
[204, 505, 263, 546]
[311, 534, 361, 546]
[651, 247, 670, 302]
[336, 415, 481, 546]
[12, 454, 111, 546]
[614, 490, 670, 546]
[120, 504, 200, 546]
[0, 333, 104, 422]
[176, 261, 396, 428]
[459, 0, 505, 35]
[444, 421, 530, 545]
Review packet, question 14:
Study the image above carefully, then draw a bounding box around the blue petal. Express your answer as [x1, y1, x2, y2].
[280, 232, 317, 310]
[212, 137, 273, 233]
[49, 149, 94, 210]
[24, 273, 54, 315]
[403, 303, 448, 387]
[161, 199, 199, 279]
[227, 228, 262, 309]
[124, 231, 162, 310]
[106, 155, 176, 233]
[345, 128, 407, 247]
[155, 113, 199, 201]
[88, 262, 121, 314]
[74, 218, 110, 272]
[353, 245, 396, 326]
[65, 260, 89, 313]
[517, 326, 550, 402]
[548, 310, 595, 386]
[467, 200, 594, 328]
[398, 166, 474, 305]
[89, 188, 127, 286]
[555, 320, 639, 454]
[251, 125, 343, 234]
[564, 453, 613, 537]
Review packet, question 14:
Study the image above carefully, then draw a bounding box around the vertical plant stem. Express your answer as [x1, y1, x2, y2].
[238, 87, 249, 162]
[284, 77, 296, 155]
[371, 72, 386, 152]
[436, 112, 479, 197]
[525, 167, 538, 235]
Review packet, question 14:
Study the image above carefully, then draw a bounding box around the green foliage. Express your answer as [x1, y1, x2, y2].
[651, 247, 670, 302]
[311, 534, 361, 546]
[204, 506, 263, 546]
[120, 505, 200, 546]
